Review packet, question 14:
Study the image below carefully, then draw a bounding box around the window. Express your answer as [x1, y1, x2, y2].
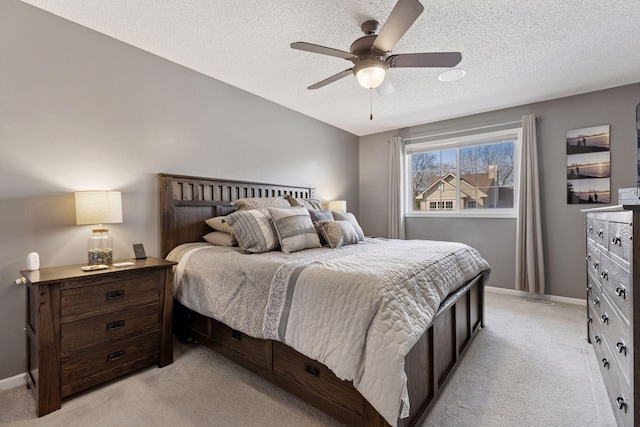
[406, 128, 521, 217]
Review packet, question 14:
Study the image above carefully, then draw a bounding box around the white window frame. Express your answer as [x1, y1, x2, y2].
[405, 127, 522, 219]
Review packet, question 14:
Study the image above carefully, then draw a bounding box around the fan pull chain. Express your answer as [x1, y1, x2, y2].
[370, 88, 373, 120]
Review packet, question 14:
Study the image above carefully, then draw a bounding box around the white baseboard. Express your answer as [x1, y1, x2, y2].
[485, 286, 586, 306]
[0, 373, 26, 391]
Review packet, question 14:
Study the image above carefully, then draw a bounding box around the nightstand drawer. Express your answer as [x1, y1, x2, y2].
[61, 273, 160, 319]
[61, 303, 159, 354]
[61, 331, 160, 397]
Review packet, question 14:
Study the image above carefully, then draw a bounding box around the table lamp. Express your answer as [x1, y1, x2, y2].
[75, 191, 123, 266]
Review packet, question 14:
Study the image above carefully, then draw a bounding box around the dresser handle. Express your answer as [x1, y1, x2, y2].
[587, 315, 593, 324]
[596, 229, 604, 238]
[592, 261, 599, 270]
[601, 358, 609, 369]
[594, 335, 601, 344]
[616, 397, 627, 412]
[231, 330, 242, 341]
[304, 365, 320, 377]
[616, 341, 627, 356]
[586, 284, 592, 292]
[601, 313, 609, 324]
[107, 350, 125, 361]
[106, 290, 125, 300]
[611, 236, 622, 245]
[593, 297, 600, 306]
[588, 225, 593, 233]
[615, 286, 626, 300]
[107, 320, 125, 330]
[600, 270, 608, 280]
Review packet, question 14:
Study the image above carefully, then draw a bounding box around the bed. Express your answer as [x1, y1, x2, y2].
[159, 173, 490, 427]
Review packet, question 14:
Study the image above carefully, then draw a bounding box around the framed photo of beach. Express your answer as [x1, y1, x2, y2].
[566, 124, 610, 204]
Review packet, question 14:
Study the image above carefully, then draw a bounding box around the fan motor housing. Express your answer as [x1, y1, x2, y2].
[350, 34, 380, 60]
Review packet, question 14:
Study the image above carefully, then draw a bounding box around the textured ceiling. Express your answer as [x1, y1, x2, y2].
[21, 0, 640, 136]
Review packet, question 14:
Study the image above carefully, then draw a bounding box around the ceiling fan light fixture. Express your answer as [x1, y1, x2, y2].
[354, 59, 388, 89]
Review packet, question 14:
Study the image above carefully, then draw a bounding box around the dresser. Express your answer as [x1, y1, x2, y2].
[584, 206, 639, 427]
[21, 257, 176, 416]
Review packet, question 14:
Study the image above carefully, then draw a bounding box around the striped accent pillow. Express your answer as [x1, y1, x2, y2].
[225, 209, 279, 253]
[284, 195, 323, 210]
[230, 197, 291, 211]
[268, 207, 321, 254]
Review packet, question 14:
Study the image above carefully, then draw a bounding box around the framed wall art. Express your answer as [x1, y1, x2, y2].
[566, 124, 610, 204]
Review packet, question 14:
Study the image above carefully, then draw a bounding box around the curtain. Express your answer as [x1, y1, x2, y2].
[388, 136, 405, 239]
[516, 114, 545, 294]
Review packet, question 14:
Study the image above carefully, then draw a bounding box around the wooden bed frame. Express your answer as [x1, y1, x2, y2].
[159, 173, 486, 427]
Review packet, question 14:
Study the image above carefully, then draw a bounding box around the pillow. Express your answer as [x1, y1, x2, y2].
[284, 195, 323, 210]
[225, 209, 279, 253]
[268, 207, 321, 254]
[307, 208, 333, 222]
[331, 211, 365, 241]
[231, 197, 291, 211]
[318, 220, 359, 249]
[203, 231, 235, 246]
[205, 216, 232, 234]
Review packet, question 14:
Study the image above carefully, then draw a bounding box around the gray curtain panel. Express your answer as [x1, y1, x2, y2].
[388, 136, 406, 239]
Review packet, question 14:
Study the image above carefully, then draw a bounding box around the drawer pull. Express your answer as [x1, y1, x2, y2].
[615, 286, 626, 300]
[586, 254, 592, 261]
[596, 229, 604, 238]
[304, 365, 320, 377]
[601, 358, 609, 369]
[600, 270, 608, 280]
[586, 284, 592, 292]
[588, 225, 593, 233]
[592, 261, 599, 270]
[106, 290, 125, 300]
[616, 341, 627, 356]
[616, 397, 627, 412]
[594, 335, 601, 344]
[231, 330, 242, 341]
[593, 297, 600, 306]
[600, 313, 609, 324]
[107, 320, 125, 330]
[587, 315, 592, 324]
[107, 350, 125, 361]
[611, 236, 622, 246]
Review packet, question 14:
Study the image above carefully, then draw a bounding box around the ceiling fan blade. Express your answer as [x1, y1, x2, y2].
[376, 76, 395, 96]
[387, 52, 462, 68]
[307, 68, 353, 90]
[291, 42, 357, 60]
[372, 0, 424, 54]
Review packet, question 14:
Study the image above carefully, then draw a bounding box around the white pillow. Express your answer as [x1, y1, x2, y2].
[203, 231, 235, 246]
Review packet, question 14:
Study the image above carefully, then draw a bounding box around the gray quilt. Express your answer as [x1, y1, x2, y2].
[167, 238, 490, 426]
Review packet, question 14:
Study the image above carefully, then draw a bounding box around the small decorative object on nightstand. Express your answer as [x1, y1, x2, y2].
[21, 257, 176, 416]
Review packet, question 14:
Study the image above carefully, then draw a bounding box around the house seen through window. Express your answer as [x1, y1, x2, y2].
[406, 128, 521, 217]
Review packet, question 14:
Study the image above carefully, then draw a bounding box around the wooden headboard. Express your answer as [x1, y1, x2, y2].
[159, 174, 315, 257]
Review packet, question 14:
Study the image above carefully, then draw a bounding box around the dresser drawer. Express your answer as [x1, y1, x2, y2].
[60, 331, 160, 397]
[61, 303, 159, 354]
[61, 273, 160, 319]
[608, 221, 631, 266]
[599, 337, 634, 427]
[599, 256, 632, 325]
[272, 341, 363, 415]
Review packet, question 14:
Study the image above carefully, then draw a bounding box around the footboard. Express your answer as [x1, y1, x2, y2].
[174, 272, 485, 426]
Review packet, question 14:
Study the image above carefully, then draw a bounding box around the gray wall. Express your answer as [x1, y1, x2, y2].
[360, 83, 640, 298]
[0, 1, 358, 381]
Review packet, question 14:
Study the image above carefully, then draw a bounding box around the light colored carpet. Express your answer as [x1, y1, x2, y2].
[0, 290, 617, 427]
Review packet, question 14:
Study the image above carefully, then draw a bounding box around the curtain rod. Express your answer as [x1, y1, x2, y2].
[402, 116, 540, 142]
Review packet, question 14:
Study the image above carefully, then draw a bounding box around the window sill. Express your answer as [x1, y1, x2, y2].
[406, 210, 517, 219]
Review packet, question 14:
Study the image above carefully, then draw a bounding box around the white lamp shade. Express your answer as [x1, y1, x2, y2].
[355, 65, 387, 89]
[327, 200, 347, 212]
[75, 191, 123, 225]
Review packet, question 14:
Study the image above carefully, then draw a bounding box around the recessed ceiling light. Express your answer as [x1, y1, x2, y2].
[438, 69, 466, 82]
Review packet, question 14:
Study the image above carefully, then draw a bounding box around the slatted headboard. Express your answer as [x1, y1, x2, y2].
[159, 174, 315, 257]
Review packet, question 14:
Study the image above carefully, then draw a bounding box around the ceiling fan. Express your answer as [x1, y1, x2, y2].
[291, 0, 462, 94]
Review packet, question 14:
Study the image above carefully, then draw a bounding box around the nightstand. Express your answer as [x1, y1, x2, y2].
[21, 257, 177, 416]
